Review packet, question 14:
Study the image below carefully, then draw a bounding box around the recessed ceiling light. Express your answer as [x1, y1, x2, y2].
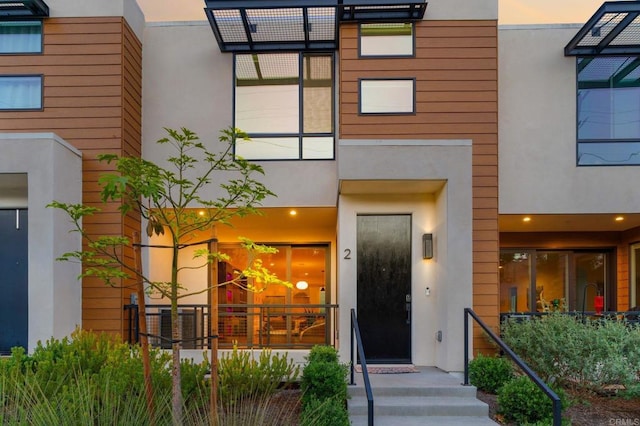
[615, 216, 624, 222]
[523, 216, 531, 222]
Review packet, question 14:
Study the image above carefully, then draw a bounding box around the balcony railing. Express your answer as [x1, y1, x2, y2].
[124, 303, 338, 350]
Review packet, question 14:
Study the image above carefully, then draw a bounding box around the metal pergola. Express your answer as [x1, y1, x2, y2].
[565, 1, 640, 56]
[0, 0, 49, 18]
[204, 0, 427, 52]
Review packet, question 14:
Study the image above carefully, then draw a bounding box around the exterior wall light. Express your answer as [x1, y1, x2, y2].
[422, 233, 433, 260]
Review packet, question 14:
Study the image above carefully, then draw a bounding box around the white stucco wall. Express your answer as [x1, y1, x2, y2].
[337, 140, 473, 371]
[46, 0, 144, 40]
[425, 0, 497, 20]
[499, 24, 640, 214]
[0, 134, 82, 352]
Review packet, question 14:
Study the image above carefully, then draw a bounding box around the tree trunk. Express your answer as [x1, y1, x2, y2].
[171, 247, 183, 425]
[209, 240, 219, 426]
[133, 232, 155, 424]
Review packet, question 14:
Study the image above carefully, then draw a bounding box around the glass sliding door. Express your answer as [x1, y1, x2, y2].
[500, 251, 532, 313]
[218, 244, 329, 348]
[574, 252, 607, 312]
[500, 249, 613, 314]
[536, 252, 569, 312]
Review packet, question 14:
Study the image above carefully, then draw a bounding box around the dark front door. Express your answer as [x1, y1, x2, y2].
[357, 214, 411, 364]
[0, 209, 28, 354]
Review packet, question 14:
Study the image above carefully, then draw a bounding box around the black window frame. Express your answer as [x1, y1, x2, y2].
[0, 74, 43, 111]
[232, 51, 336, 161]
[358, 77, 416, 115]
[357, 22, 416, 59]
[0, 19, 43, 55]
[576, 55, 640, 167]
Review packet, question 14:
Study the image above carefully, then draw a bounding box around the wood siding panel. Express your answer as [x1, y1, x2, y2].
[340, 20, 499, 348]
[0, 17, 142, 337]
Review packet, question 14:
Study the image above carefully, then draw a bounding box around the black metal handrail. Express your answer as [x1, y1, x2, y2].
[350, 308, 374, 426]
[464, 308, 562, 426]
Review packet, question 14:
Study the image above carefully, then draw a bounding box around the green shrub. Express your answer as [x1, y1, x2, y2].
[468, 353, 514, 393]
[0, 366, 172, 425]
[306, 345, 339, 364]
[497, 376, 565, 425]
[301, 396, 350, 426]
[0, 329, 210, 424]
[217, 345, 300, 403]
[301, 360, 348, 406]
[501, 313, 640, 391]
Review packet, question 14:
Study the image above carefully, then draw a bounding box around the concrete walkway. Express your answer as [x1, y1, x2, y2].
[348, 366, 499, 425]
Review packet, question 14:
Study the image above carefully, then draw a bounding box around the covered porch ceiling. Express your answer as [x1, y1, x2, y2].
[500, 213, 640, 233]
[204, 0, 427, 52]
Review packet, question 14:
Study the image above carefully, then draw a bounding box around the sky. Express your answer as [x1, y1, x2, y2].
[136, 0, 610, 24]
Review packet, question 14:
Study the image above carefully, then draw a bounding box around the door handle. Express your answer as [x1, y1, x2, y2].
[405, 294, 411, 324]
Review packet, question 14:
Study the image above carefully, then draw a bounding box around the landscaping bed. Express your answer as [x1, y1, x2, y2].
[479, 389, 640, 426]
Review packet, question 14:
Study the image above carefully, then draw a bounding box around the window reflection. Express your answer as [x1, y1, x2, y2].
[360, 23, 413, 57]
[234, 52, 334, 160]
[359, 79, 415, 114]
[500, 250, 609, 313]
[577, 56, 640, 165]
[218, 244, 329, 348]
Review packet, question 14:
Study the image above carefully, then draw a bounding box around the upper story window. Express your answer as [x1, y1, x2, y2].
[359, 78, 415, 114]
[359, 23, 414, 57]
[234, 52, 334, 160]
[0, 21, 42, 54]
[0, 75, 42, 110]
[577, 56, 640, 166]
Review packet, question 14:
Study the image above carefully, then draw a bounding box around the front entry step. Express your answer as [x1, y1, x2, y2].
[349, 415, 499, 426]
[347, 366, 498, 425]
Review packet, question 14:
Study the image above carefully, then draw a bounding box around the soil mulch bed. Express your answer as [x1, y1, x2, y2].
[478, 389, 640, 425]
[274, 387, 640, 425]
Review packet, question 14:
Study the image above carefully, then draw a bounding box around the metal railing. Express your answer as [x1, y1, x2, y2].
[350, 308, 374, 426]
[124, 303, 338, 350]
[500, 310, 640, 325]
[464, 308, 562, 426]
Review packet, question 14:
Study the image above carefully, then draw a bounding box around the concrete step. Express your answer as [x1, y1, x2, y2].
[349, 415, 499, 426]
[348, 395, 489, 417]
[348, 384, 478, 398]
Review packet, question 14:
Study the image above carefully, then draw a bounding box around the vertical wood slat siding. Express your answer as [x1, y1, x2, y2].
[0, 17, 142, 337]
[339, 20, 500, 347]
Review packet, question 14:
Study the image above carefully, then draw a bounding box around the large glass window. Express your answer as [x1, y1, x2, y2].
[359, 23, 414, 57]
[0, 21, 42, 54]
[500, 249, 611, 313]
[577, 56, 640, 165]
[234, 53, 334, 160]
[217, 244, 330, 348]
[0, 76, 42, 110]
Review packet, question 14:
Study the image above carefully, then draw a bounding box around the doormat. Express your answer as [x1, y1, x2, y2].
[354, 365, 419, 374]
